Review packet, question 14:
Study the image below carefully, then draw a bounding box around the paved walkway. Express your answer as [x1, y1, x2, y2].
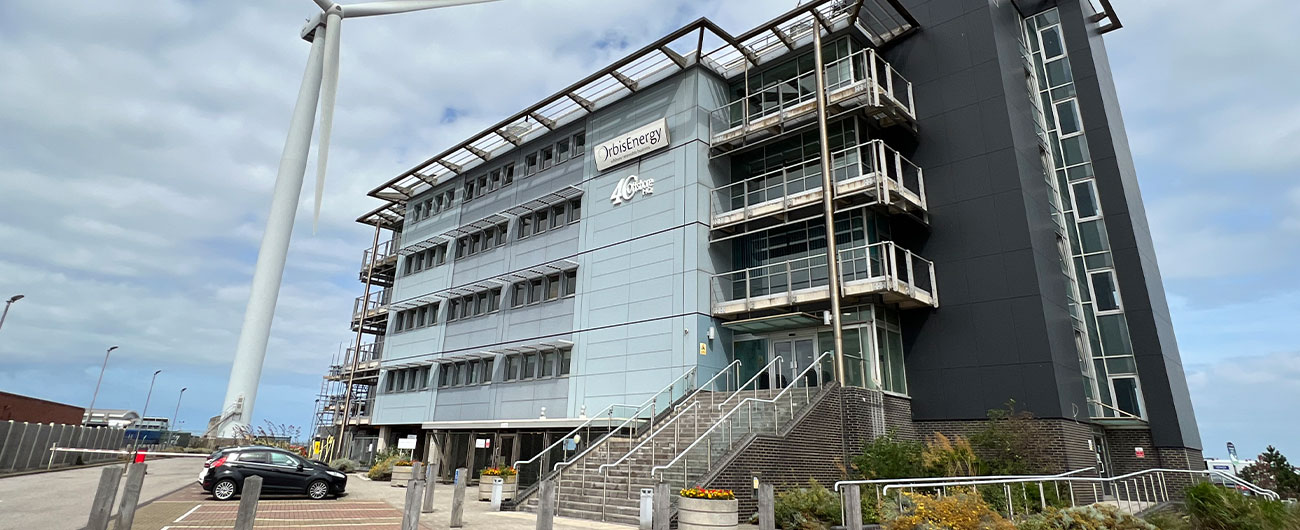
[128, 473, 635, 530]
[0, 457, 201, 530]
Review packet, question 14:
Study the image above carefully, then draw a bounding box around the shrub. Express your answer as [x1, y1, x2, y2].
[853, 431, 927, 479]
[329, 458, 360, 473]
[1017, 504, 1156, 530]
[1142, 510, 1192, 530]
[885, 490, 1015, 530]
[481, 466, 517, 477]
[367, 455, 398, 481]
[1184, 481, 1300, 530]
[923, 432, 982, 477]
[970, 400, 1044, 475]
[1240, 446, 1300, 500]
[774, 480, 842, 530]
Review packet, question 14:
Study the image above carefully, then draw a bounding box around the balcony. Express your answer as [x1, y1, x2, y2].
[358, 239, 399, 287]
[709, 139, 926, 232]
[351, 289, 391, 335]
[325, 396, 373, 426]
[710, 241, 936, 316]
[327, 342, 383, 381]
[708, 48, 915, 155]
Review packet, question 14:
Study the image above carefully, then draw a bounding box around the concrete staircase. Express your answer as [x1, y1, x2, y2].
[518, 388, 798, 524]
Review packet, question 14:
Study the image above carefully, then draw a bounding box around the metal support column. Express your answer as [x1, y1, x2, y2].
[812, 21, 847, 385]
[338, 223, 383, 454]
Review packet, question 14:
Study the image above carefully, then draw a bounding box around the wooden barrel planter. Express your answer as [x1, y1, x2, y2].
[678, 496, 738, 530]
[391, 465, 413, 486]
[478, 474, 517, 500]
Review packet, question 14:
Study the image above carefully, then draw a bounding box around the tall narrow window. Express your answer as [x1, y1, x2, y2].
[503, 163, 515, 186]
[504, 355, 519, 381]
[1055, 99, 1082, 136]
[482, 359, 494, 383]
[541, 351, 556, 377]
[1090, 270, 1121, 312]
[529, 278, 544, 304]
[489, 169, 501, 191]
[551, 205, 565, 229]
[559, 350, 572, 376]
[489, 288, 501, 312]
[519, 216, 533, 239]
[447, 299, 460, 321]
[556, 139, 570, 163]
[569, 199, 581, 222]
[525, 153, 538, 175]
[1071, 180, 1100, 219]
[523, 354, 538, 380]
[540, 146, 554, 170]
[513, 283, 528, 307]
[564, 269, 578, 296]
[572, 132, 586, 154]
[535, 210, 549, 234]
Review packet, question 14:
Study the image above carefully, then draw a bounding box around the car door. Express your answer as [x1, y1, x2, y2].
[269, 451, 313, 491]
[234, 450, 287, 491]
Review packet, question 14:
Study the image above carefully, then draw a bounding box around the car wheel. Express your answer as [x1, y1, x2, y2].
[213, 478, 238, 501]
[307, 480, 330, 500]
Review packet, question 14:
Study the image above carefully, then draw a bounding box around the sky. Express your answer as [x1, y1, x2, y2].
[0, 1, 1296, 459]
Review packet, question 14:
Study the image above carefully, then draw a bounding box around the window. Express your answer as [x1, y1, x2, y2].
[572, 131, 586, 154]
[239, 451, 271, 464]
[559, 350, 572, 376]
[519, 216, 533, 238]
[456, 238, 467, 259]
[550, 205, 564, 229]
[1112, 377, 1143, 418]
[522, 354, 537, 379]
[435, 243, 447, 265]
[470, 234, 481, 255]
[447, 299, 460, 321]
[464, 180, 475, 202]
[568, 199, 581, 223]
[564, 269, 578, 296]
[525, 153, 538, 175]
[1039, 25, 1064, 60]
[1055, 99, 1082, 136]
[504, 356, 519, 381]
[489, 288, 502, 312]
[541, 351, 557, 377]
[1071, 180, 1100, 219]
[556, 139, 570, 163]
[482, 359, 494, 382]
[540, 146, 554, 170]
[467, 361, 480, 385]
[1090, 270, 1121, 312]
[546, 273, 561, 300]
[535, 210, 548, 234]
[503, 163, 515, 186]
[496, 223, 508, 246]
[529, 279, 544, 304]
[438, 366, 450, 387]
[478, 176, 489, 196]
[512, 283, 528, 308]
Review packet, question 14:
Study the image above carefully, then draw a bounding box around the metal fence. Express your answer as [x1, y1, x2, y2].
[0, 420, 126, 474]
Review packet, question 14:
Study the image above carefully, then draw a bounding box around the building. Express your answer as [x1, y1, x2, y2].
[82, 409, 140, 429]
[317, 0, 1202, 516]
[0, 392, 85, 425]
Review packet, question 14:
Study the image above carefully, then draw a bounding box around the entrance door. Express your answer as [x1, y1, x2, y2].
[772, 337, 816, 389]
[496, 434, 518, 468]
[734, 339, 768, 389]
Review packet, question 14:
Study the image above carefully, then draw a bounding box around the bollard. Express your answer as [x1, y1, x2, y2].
[86, 466, 124, 530]
[422, 459, 438, 513]
[758, 483, 776, 530]
[116, 462, 148, 530]
[639, 487, 655, 530]
[490, 477, 505, 511]
[450, 467, 467, 528]
[234, 475, 263, 530]
[402, 476, 424, 530]
[652, 482, 670, 530]
[536, 478, 555, 530]
[843, 485, 862, 530]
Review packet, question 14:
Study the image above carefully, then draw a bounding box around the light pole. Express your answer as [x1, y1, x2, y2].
[0, 294, 23, 332]
[142, 370, 163, 420]
[215, 0, 502, 438]
[171, 387, 187, 433]
[86, 345, 118, 425]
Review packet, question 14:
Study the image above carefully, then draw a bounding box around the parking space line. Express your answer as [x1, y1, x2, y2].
[174, 504, 203, 522]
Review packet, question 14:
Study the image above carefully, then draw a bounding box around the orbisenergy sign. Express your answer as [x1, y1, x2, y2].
[593, 118, 669, 172]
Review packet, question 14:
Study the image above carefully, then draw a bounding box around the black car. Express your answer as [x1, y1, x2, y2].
[200, 446, 347, 500]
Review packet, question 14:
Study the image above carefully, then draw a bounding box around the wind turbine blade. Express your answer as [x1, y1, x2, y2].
[311, 0, 335, 11]
[314, 9, 343, 234]
[341, 0, 500, 18]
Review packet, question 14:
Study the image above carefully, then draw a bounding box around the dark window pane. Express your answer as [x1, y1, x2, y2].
[1072, 180, 1099, 218]
[1090, 271, 1120, 311]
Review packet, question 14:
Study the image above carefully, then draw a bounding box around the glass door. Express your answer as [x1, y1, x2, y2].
[734, 339, 768, 389]
[773, 340, 794, 388]
[495, 434, 517, 467]
[771, 337, 816, 388]
[793, 338, 817, 387]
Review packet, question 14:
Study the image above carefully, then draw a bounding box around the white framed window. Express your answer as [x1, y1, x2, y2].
[1109, 376, 1145, 419]
[1088, 269, 1122, 313]
[1071, 179, 1101, 220]
[1053, 98, 1082, 137]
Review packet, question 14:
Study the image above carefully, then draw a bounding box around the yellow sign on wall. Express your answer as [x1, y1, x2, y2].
[699, 342, 707, 356]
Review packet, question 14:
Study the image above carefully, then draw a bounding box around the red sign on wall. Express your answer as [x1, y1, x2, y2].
[1135, 447, 1146, 459]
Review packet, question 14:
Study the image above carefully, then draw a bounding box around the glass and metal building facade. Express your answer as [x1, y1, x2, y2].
[323, 0, 1202, 478]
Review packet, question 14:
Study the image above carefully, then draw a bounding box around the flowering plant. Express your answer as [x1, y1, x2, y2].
[679, 487, 735, 500]
[481, 466, 517, 477]
[394, 460, 415, 466]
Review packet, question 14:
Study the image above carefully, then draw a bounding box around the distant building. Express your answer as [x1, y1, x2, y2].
[135, 417, 171, 431]
[83, 409, 140, 428]
[0, 391, 85, 425]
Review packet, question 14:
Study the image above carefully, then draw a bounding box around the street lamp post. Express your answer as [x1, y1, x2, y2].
[0, 294, 23, 332]
[86, 345, 119, 425]
[142, 370, 163, 420]
[171, 387, 187, 433]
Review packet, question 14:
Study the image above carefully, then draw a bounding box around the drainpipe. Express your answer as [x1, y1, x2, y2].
[812, 22, 847, 386]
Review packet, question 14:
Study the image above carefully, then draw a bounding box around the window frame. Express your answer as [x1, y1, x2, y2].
[1088, 269, 1123, 314]
[1071, 179, 1101, 221]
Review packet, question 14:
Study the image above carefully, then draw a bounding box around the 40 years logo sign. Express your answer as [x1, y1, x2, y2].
[610, 174, 654, 205]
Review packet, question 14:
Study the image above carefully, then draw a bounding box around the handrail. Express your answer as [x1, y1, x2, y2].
[834, 467, 1096, 491]
[510, 402, 636, 469]
[1087, 398, 1144, 420]
[597, 402, 699, 473]
[716, 356, 783, 410]
[548, 367, 698, 472]
[677, 360, 743, 412]
[652, 352, 833, 478]
[878, 468, 1279, 501]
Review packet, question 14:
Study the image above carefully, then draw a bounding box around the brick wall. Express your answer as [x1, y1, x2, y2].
[0, 392, 85, 425]
[912, 418, 1097, 475]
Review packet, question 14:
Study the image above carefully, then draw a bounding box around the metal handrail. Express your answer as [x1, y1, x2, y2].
[678, 360, 743, 412]
[716, 356, 783, 410]
[596, 402, 700, 474]
[713, 241, 936, 306]
[549, 367, 698, 473]
[510, 402, 637, 469]
[834, 467, 1097, 491]
[878, 468, 1279, 502]
[651, 352, 833, 479]
[1087, 398, 1144, 420]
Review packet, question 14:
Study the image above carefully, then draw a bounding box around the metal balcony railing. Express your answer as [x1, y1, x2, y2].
[360, 239, 398, 270]
[351, 289, 391, 321]
[710, 241, 937, 315]
[708, 48, 915, 151]
[709, 139, 926, 230]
